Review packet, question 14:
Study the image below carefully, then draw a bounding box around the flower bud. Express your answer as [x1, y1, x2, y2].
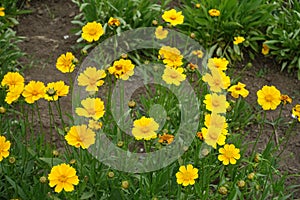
[152, 20, 158, 26]
[121, 180, 129, 189]
[52, 150, 59, 157]
[0, 107, 6, 114]
[254, 153, 261, 163]
[195, 3, 201, 8]
[107, 171, 115, 178]
[190, 32, 196, 39]
[237, 180, 246, 188]
[247, 172, 255, 180]
[40, 176, 47, 183]
[117, 141, 124, 147]
[218, 186, 228, 195]
[69, 159, 76, 164]
[128, 100, 136, 108]
[9, 156, 16, 164]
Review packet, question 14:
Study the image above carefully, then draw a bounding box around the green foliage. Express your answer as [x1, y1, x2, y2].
[265, 0, 300, 79]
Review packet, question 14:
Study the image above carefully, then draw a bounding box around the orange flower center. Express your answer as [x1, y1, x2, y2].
[58, 175, 68, 183]
[235, 86, 241, 91]
[265, 94, 273, 102]
[170, 72, 179, 79]
[170, 15, 177, 20]
[212, 99, 220, 107]
[89, 28, 97, 36]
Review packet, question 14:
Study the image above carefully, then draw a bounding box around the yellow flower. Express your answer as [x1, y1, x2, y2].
[108, 59, 135, 80]
[48, 163, 79, 193]
[192, 50, 204, 58]
[132, 116, 159, 140]
[280, 94, 292, 105]
[22, 81, 46, 104]
[208, 9, 220, 17]
[56, 52, 76, 73]
[88, 119, 103, 130]
[158, 46, 183, 67]
[203, 93, 229, 113]
[155, 26, 168, 40]
[44, 81, 69, 101]
[262, 43, 269, 55]
[233, 36, 245, 45]
[77, 66, 106, 92]
[158, 133, 174, 144]
[65, 125, 96, 149]
[204, 113, 228, 135]
[82, 21, 104, 42]
[228, 82, 249, 98]
[176, 164, 198, 186]
[75, 97, 105, 120]
[162, 66, 186, 86]
[202, 126, 226, 148]
[202, 68, 228, 92]
[207, 57, 229, 72]
[0, 136, 11, 162]
[218, 144, 241, 165]
[108, 17, 121, 26]
[292, 104, 300, 122]
[0, 7, 5, 17]
[195, 4, 201, 8]
[162, 9, 184, 26]
[257, 85, 281, 110]
[1, 72, 24, 89]
[5, 85, 24, 104]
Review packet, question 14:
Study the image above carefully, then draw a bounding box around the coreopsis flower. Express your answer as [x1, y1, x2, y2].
[204, 113, 228, 135]
[22, 81, 46, 104]
[257, 85, 281, 110]
[202, 126, 226, 148]
[162, 9, 184, 26]
[48, 163, 79, 193]
[75, 97, 105, 120]
[207, 57, 229, 72]
[158, 46, 183, 68]
[88, 119, 102, 130]
[162, 66, 186, 86]
[108, 17, 121, 26]
[176, 164, 198, 186]
[65, 125, 96, 149]
[292, 104, 300, 121]
[202, 68, 227, 92]
[108, 59, 135, 80]
[262, 43, 269, 55]
[0, 7, 5, 17]
[77, 66, 106, 92]
[208, 9, 220, 17]
[218, 144, 241, 165]
[233, 36, 245, 45]
[44, 81, 69, 101]
[132, 116, 159, 140]
[81, 21, 104, 42]
[228, 82, 249, 98]
[203, 93, 229, 113]
[220, 72, 231, 89]
[56, 52, 76, 73]
[0, 136, 11, 161]
[158, 133, 174, 144]
[192, 50, 204, 58]
[280, 94, 292, 105]
[1, 72, 24, 89]
[155, 26, 168, 40]
[5, 85, 24, 104]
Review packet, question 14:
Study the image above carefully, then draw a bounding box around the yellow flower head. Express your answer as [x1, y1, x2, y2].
[262, 43, 269, 55]
[233, 36, 245, 45]
[88, 119, 103, 130]
[204, 113, 228, 134]
[1, 72, 24, 89]
[280, 94, 292, 105]
[22, 81, 46, 104]
[5, 85, 24, 104]
[201, 126, 226, 148]
[65, 125, 96, 149]
[0, 136, 11, 162]
[162, 66, 186, 86]
[44, 81, 69, 101]
[176, 164, 198, 186]
[75, 97, 105, 120]
[192, 50, 204, 58]
[82, 21, 104, 42]
[202, 68, 228, 92]
[162, 9, 184, 26]
[158, 46, 183, 68]
[203, 93, 229, 113]
[77, 66, 106, 92]
[207, 57, 229, 72]
[155, 26, 168, 40]
[257, 85, 281, 110]
[48, 163, 79, 193]
[108, 59, 135, 80]
[292, 104, 300, 122]
[218, 144, 241, 165]
[0, 7, 5, 17]
[132, 116, 159, 140]
[228, 82, 249, 98]
[108, 17, 121, 26]
[158, 133, 174, 144]
[208, 9, 220, 17]
[56, 52, 76, 73]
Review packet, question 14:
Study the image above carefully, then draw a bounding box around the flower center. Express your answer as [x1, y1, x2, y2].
[235, 86, 241, 91]
[170, 15, 177, 20]
[265, 94, 273, 102]
[224, 151, 234, 159]
[170, 72, 178, 79]
[115, 65, 123, 71]
[89, 28, 97, 36]
[212, 99, 220, 107]
[58, 175, 68, 183]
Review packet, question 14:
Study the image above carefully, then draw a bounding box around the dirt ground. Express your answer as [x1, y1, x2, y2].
[16, 0, 300, 197]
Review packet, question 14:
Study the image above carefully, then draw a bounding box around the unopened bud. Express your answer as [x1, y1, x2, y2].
[121, 180, 129, 189]
[40, 176, 47, 183]
[237, 180, 245, 188]
[108, 171, 115, 178]
[0, 107, 6, 114]
[152, 20, 158, 26]
[218, 186, 228, 195]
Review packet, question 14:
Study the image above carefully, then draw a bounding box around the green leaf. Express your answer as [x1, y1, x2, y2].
[80, 191, 94, 199]
[5, 176, 28, 199]
[39, 157, 64, 167]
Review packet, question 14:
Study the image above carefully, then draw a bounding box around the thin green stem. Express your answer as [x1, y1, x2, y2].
[251, 111, 266, 158]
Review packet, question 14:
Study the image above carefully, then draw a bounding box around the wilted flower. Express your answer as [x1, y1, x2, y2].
[280, 94, 292, 105]
[82, 21, 104, 42]
[262, 43, 269, 55]
[158, 133, 174, 144]
[108, 17, 121, 26]
[88, 119, 102, 130]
